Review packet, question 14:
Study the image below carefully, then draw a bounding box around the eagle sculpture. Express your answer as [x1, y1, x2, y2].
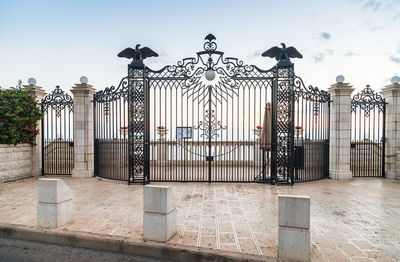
[262, 43, 303, 64]
[118, 44, 158, 66]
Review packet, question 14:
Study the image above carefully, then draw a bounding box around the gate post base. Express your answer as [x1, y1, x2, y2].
[329, 170, 352, 180]
[385, 170, 397, 180]
[71, 169, 94, 178]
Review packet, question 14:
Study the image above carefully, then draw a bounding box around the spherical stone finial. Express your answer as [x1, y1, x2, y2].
[391, 75, 400, 84]
[336, 75, 345, 83]
[27, 77, 37, 86]
[80, 76, 88, 84]
[205, 69, 216, 81]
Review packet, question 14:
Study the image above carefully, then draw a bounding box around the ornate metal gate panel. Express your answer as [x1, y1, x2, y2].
[93, 77, 129, 181]
[351, 86, 386, 177]
[146, 35, 274, 182]
[293, 76, 330, 182]
[42, 86, 74, 175]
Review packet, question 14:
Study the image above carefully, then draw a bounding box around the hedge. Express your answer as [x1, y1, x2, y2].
[0, 86, 43, 145]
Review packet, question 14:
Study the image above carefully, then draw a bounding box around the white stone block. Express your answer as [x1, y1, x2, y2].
[37, 200, 73, 229]
[278, 227, 310, 262]
[278, 195, 310, 229]
[37, 178, 73, 204]
[329, 169, 352, 180]
[144, 185, 176, 214]
[143, 209, 177, 242]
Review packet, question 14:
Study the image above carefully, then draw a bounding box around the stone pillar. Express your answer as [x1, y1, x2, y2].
[278, 195, 310, 262]
[328, 82, 354, 180]
[70, 83, 95, 178]
[22, 84, 46, 177]
[37, 178, 74, 229]
[381, 81, 400, 180]
[143, 185, 177, 242]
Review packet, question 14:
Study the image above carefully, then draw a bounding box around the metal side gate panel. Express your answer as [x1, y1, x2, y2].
[351, 86, 386, 177]
[42, 86, 74, 175]
[93, 77, 129, 181]
[293, 76, 331, 182]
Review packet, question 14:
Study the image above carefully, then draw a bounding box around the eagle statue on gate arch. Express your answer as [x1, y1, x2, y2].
[118, 44, 158, 67]
[262, 43, 303, 65]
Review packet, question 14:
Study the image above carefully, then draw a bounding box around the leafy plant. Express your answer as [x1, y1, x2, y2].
[0, 82, 43, 145]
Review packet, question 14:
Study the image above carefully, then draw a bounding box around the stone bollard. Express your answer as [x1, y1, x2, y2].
[37, 178, 73, 229]
[278, 195, 310, 262]
[143, 185, 177, 242]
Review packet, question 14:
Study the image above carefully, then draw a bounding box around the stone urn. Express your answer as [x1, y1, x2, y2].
[120, 127, 128, 138]
[253, 127, 262, 140]
[295, 126, 303, 137]
[157, 128, 168, 140]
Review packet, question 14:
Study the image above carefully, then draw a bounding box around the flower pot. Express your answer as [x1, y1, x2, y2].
[157, 129, 168, 140]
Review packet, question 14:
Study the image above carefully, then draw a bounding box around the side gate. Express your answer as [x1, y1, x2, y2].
[41, 86, 74, 175]
[350, 85, 386, 177]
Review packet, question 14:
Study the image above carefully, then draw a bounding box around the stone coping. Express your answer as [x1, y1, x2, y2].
[0, 223, 278, 262]
[0, 143, 32, 148]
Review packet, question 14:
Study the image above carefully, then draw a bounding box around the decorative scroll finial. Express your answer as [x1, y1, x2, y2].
[205, 33, 216, 42]
[117, 44, 158, 67]
[262, 43, 303, 66]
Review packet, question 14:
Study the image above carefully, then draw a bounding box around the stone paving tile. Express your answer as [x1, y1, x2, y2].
[1, 177, 400, 261]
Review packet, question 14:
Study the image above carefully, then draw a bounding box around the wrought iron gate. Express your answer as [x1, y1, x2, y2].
[42, 86, 74, 175]
[93, 34, 330, 184]
[351, 86, 386, 177]
[293, 77, 330, 182]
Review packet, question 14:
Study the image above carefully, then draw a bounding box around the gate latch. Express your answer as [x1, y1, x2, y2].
[206, 156, 214, 161]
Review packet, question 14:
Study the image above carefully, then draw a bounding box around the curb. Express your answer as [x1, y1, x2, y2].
[0, 223, 280, 262]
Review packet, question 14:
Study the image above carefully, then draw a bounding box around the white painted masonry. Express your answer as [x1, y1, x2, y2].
[328, 82, 354, 180]
[278, 195, 310, 262]
[0, 144, 32, 182]
[382, 82, 400, 180]
[37, 178, 73, 229]
[143, 185, 177, 242]
[70, 83, 95, 178]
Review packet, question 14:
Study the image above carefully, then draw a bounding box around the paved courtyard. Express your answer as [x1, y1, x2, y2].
[0, 177, 399, 261]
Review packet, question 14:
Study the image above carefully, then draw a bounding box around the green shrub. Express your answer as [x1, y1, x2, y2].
[0, 84, 43, 145]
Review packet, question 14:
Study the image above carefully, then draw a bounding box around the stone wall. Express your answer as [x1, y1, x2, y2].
[0, 144, 33, 182]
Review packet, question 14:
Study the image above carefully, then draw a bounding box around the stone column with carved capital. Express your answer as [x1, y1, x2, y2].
[381, 81, 400, 180]
[70, 83, 95, 178]
[328, 82, 354, 180]
[22, 84, 46, 177]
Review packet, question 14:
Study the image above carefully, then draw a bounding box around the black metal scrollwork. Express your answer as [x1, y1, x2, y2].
[146, 34, 274, 106]
[294, 76, 330, 103]
[351, 85, 386, 117]
[42, 86, 74, 117]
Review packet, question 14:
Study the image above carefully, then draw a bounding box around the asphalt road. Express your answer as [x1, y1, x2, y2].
[0, 237, 168, 262]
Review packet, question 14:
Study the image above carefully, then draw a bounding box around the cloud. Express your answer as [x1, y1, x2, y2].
[326, 49, 334, 55]
[394, 12, 400, 20]
[320, 32, 331, 40]
[344, 51, 358, 57]
[313, 53, 325, 63]
[390, 56, 400, 64]
[362, 0, 382, 11]
[247, 49, 263, 59]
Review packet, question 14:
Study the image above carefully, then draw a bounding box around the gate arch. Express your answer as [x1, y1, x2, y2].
[93, 34, 330, 185]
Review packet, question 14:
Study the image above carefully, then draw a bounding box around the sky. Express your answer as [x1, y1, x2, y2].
[0, 0, 399, 94]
